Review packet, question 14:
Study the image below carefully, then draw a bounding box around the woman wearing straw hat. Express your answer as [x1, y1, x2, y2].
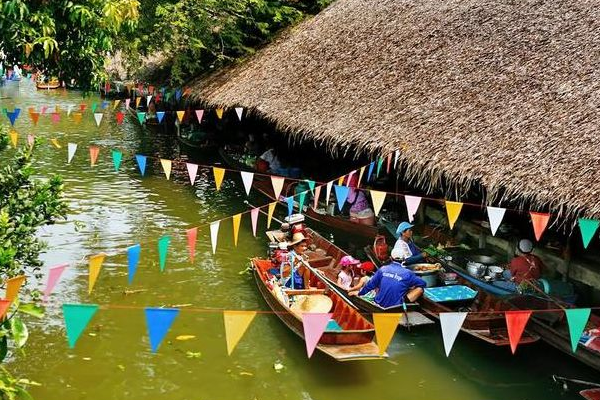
[281, 232, 312, 289]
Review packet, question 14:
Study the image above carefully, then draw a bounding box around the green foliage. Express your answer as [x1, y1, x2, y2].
[0, 367, 33, 400]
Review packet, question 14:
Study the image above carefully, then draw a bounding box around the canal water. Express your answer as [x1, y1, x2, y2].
[1, 80, 595, 400]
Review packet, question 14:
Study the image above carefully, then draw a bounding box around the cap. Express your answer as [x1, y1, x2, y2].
[390, 248, 405, 261]
[359, 261, 376, 273]
[395, 221, 414, 236]
[339, 255, 360, 266]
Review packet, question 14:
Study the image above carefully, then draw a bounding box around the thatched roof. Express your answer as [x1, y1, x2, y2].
[190, 0, 600, 221]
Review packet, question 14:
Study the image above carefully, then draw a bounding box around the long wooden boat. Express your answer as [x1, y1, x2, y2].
[219, 148, 379, 238]
[251, 257, 385, 361]
[509, 296, 600, 372]
[36, 81, 60, 90]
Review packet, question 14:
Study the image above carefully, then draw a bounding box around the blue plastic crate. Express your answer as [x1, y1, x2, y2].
[424, 285, 478, 303]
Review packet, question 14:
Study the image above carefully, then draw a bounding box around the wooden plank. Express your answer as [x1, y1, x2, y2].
[399, 311, 435, 327]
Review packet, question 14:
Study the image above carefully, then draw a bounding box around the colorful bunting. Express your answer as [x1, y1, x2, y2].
[136, 112, 146, 124]
[370, 190, 387, 217]
[232, 214, 242, 247]
[186, 228, 197, 264]
[487, 207, 506, 236]
[112, 150, 122, 172]
[578, 219, 599, 249]
[89, 146, 100, 167]
[530, 212, 551, 241]
[50, 138, 62, 148]
[505, 311, 531, 354]
[386, 154, 392, 174]
[135, 97, 141, 108]
[373, 313, 401, 355]
[72, 112, 82, 124]
[125, 98, 131, 109]
[0, 300, 11, 319]
[93, 113, 103, 127]
[240, 171, 254, 196]
[30, 112, 40, 125]
[158, 236, 171, 272]
[62, 304, 99, 348]
[186, 163, 198, 185]
[113, 100, 121, 110]
[135, 155, 147, 176]
[215, 108, 224, 119]
[394, 150, 400, 169]
[88, 253, 105, 294]
[298, 192, 307, 213]
[267, 202, 276, 229]
[91, 103, 97, 114]
[43, 263, 68, 302]
[79, 103, 86, 112]
[235, 107, 243, 121]
[156, 111, 165, 124]
[224, 311, 256, 355]
[271, 176, 285, 201]
[367, 162, 375, 182]
[51, 112, 60, 124]
[116, 111, 124, 124]
[127, 244, 141, 284]
[325, 181, 333, 206]
[195, 110, 204, 123]
[445, 201, 463, 230]
[160, 159, 172, 180]
[376, 157, 384, 177]
[301, 313, 332, 358]
[439, 312, 467, 357]
[8, 130, 17, 148]
[405, 195, 422, 223]
[565, 308, 591, 353]
[67, 105, 74, 116]
[67, 143, 77, 164]
[176, 111, 185, 123]
[333, 185, 350, 212]
[145, 308, 179, 353]
[286, 196, 294, 216]
[357, 167, 365, 188]
[210, 221, 220, 254]
[27, 134, 34, 147]
[146, 95, 152, 106]
[306, 180, 315, 195]
[313, 186, 321, 210]
[250, 208, 259, 237]
[5, 276, 26, 303]
[213, 167, 226, 190]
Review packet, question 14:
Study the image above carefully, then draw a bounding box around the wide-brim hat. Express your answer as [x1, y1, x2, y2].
[288, 232, 307, 247]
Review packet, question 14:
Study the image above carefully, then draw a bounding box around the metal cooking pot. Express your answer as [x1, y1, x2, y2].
[486, 266, 504, 280]
[466, 262, 486, 278]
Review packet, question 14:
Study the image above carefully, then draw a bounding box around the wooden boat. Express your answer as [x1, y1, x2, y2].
[36, 80, 60, 90]
[581, 389, 600, 400]
[509, 296, 600, 372]
[251, 257, 385, 361]
[219, 148, 380, 238]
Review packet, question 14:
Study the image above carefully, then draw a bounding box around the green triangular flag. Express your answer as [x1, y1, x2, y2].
[137, 112, 146, 124]
[578, 218, 599, 249]
[158, 235, 170, 271]
[376, 157, 384, 177]
[298, 192, 307, 213]
[91, 103, 97, 114]
[306, 180, 315, 195]
[62, 304, 99, 348]
[112, 150, 122, 172]
[165, 92, 172, 102]
[565, 308, 591, 352]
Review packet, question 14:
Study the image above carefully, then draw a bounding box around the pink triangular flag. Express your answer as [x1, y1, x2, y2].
[301, 313, 332, 358]
[51, 112, 60, 123]
[530, 212, 551, 241]
[386, 154, 392, 174]
[210, 221, 220, 254]
[195, 110, 204, 123]
[43, 263, 68, 302]
[125, 98, 131, 109]
[405, 195, 422, 223]
[240, 171, 254, 196]
[271, 176, 285, 201]
[250, 208, 259, 237]
[505, 311, 532, 354]
[312, 186, 322, 209]
[27, 134, 34, 147]
[89, 146, 100, 167]
[186, 163, 198, 185]
[325, 181, 333, 206]
[186, 227, 197, 264]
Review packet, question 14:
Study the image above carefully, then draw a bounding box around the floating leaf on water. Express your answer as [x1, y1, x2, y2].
[176, 335, 196, 341]
[185, 351, 202, 358]
[18, 303, 45, 319]
[171, 304, 192, 308]
[123, 289, 147, 296]
[82, 357, 91, 361]
[239, 372, 253, 376]
[88, 333, 97, 337]
[117, 365, 125, 371]
[273, 361, 284, 372]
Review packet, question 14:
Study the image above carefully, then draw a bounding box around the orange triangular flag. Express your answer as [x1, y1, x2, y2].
[0, 300, 10, 319]
[5, 276, 26, 303]
[72, 112, 83, 124]
[213, 167, 225, 190]
[232, 214, 242, 247]
[89, 146, 100, 167]
[373, 313, 401, 355]
[88, 253, 106, 294]
[160, 159, 172, 180]
[530, 212, 551, 241]
[176, 111, 185, 123]
[186, 227, 197, 264]
[135, 97, 141, 108]
[215, 108, 224, 119]
[223, 311, 257, 355]
[30, 112, 40, 125]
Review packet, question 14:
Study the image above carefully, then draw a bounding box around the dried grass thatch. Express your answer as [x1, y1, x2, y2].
[190, 0, 600, 221]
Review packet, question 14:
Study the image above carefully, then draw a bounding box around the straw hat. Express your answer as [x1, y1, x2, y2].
[290, 295, 333, 314]
[288, 232, 307, 247]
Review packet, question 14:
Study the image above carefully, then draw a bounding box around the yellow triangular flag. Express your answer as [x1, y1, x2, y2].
[337, 176, 344, 185]
[88, 253, 106, 294]
[160, 159, 172, 180]
[50, 138, 62, 148]
[223, 311, 257, 355]
[5, 276, 26, 303]
[357, 166, 365, 188]
[55, 105, 61, 113]
[267, 202, 276, 228]
[135, 97, 141, 108]
[445, 201, 464, 230]
[176, 111, 185, 123]
[113, 100, 121, 110]
[9, 130, 17, 148]
[369, 190, 387, 217]
[215, 108, 224, 119]
[373, 313, 401, 355]
[232, 213, 242, 247]
[213, 167, 225, 190]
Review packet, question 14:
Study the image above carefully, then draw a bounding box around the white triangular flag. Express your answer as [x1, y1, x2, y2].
[146, 95, 152, 106]
[405, 195, 422, 223]
[210, 221, 220, 254]
[440, 312, 467, 357]
[240, 171, 254, 196]
[94, 113, 103, 127]
[325, 181, 333, 206]
[67, 143, 78, 164]
[487, 206, 506, 236]
[186, 163, 198, 185]
[271, 176, 285, 201]
[394, 150, 400, 169]
[67, 104, 74, 116]
[235, 107, 243, 121]
[160, 159, 172, 180]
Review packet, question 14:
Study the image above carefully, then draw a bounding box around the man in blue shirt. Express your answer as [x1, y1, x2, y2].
[355, 249, 426, 308]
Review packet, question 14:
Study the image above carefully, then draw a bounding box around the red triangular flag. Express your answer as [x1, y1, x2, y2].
[505, 311, 532, 354]
[79, 103, 87, 112]
[0, 300, 11, 319]
[30, 112, 40, 125]
[529, 212, 551, 241]
[186, 228, 197, 264]
[116, 111, 124, 124]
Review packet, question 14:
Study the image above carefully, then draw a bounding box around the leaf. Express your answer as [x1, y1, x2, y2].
[18, 304, 44, 319]
[10, 317, 29, 348]
[176, 335, 196, 341]
[185, 351, 202, 358]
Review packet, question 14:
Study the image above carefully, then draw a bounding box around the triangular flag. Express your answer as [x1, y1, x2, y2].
[43, 263, 68, 302]
[5, 276, 26, 303]
[370, 190, 386, 217]
[445, 201, 463, 230]
[136, 112, 146, 124]
[146, 95, 152, 106]
[67, 143, 77, 163]
[250, 208, 259, 237]
[62, 304, 99, 348]
[405, 195, 422, 223]
[213, 167, 225, 190]
[93, 113, 103, 127]
[439, 312, 467, 357]
[306, 180, 315, 195]
[235, 107, 243, 121]
[135, 97, 141, 108]
[367, 162, 375, 181]
[186, 163, 198, 185]
[386, 154, 392, 174]
[298, 192, 307, 213]
[578, 219, 599, 249]
[195, 110, 204, 123]
[125, 98, 131, 109]
[89, 146, 100, 167]
[50, 138, 62, 148]
[215, 108, 224, 119]
[565, 308, 591, 353]
[135, 155, 147, 176]
[51, 112, 60, 123]
[175, 89, 182, 101]
[376, 157, 384, 177]
[487, 207, 506, 236]
[0, 300, 11, 319]
[145, 308, 179, 353]
[240, 171, 254, 196]
[101, 100, 109, 110]
[67, 105, 74, 116]
[337, 176, 344, 186]
[176, 111, 185, 123]
[79, 103, 87, 112]
[232, 214, 242, 247]
[224, 311, 257, 355]
[113, 100, 120, 110]
[271, 176, 285, 200]
[116, 111, 124, 124]
[88, 253, 105, 294]
[158, 236, 171, 272]
[333, 185, 350, 211]
[210, 221, 220, 254]
[72, 112, 82, 124]
[313, 186, 322, 209]
[7, 111, 18, 126]
[127, 244, 141, 284]
[286, 196, 294, 216]
[325, 181, 333, 206]
[112, 150, 122, 172]
[30, 112, 40, 125]
[394, 150, 400, 169]
[27, 134, 34, 147]
[505, 311, 531, 354]
[8, 130, 17, 148]
[301, 313, 332, 358]
[156, 111, 165, 123]
[267, 202, 276, 228]
[160, 159, 172, 180]
[186, 228, 197, 264]
[373, 313, 401, 355]
[530, 212, 551, 241]
[357, 167, 365, 188]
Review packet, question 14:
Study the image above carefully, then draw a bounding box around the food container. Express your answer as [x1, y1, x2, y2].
[408, 264, 440, 288]
[466, 262, 486, 278]
[486, 266, 503, 280]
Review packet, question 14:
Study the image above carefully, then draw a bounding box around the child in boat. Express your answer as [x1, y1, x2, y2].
[348, 262, 377, 301]
[282, 232, 311, 289]
[337, 256, 360, 290]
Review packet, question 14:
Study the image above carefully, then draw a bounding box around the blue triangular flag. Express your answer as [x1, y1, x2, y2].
[7, 111, 17, 126]
[367, 162, 375, 181]
[175, 89, 182, 101]
[156, 111, 165, 123]
[135, 154, 147, 176]
[334, 185, 350, 211]
[127, 244, 141, 284]
[286, 196, 294, 216]
[145, 308, 179, 353]
[62, 304, 99, 348]
[13, 108, 20, 119]
[101, 101, 109, 109]
[160, 87, 166, 96]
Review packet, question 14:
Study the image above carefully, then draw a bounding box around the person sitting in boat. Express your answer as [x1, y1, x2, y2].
[244, 134, 261, 156]
[392, 221, 428, 265]
[348, 261, 376, 299]
[494, 239, 545, 291]
[346, 174, 375, 225]
[281, 232, 312, 290]
[259, 148, 282, 174]
[351, 249, 426, 308]
[337, 256, 360, 290]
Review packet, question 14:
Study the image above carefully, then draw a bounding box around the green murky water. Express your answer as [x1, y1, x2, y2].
[0, 80, 595, 400]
